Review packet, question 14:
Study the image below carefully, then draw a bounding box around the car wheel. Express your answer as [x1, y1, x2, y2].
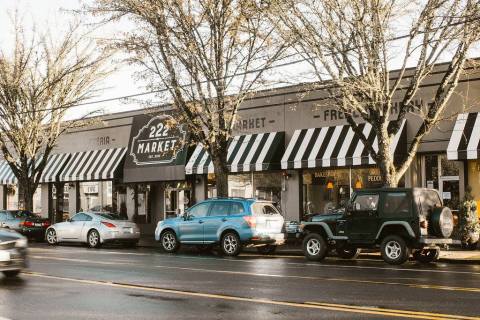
[46, 228, 57, 245]
[303, 233, 328, 262]
[380, 235, 411, 265]
[160, 230, 180, 253]
[413, 249, 440, 263]
[256, 245, 277, 255]
[336, 247, 361, 259]
[87, 229, 101, 248]
[3, 270, 20, 278]
[221, 232, 241, 256]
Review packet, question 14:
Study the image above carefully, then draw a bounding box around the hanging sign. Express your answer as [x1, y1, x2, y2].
[129, 114, 187, 166]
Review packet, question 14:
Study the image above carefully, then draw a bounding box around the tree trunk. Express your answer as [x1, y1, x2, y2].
[18, 179, 34, 211]
[376, 129, 399, 188]
[211, 150, 229, 197]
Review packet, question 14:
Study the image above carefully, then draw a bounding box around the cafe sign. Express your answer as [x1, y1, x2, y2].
[129, 114, 187, 165]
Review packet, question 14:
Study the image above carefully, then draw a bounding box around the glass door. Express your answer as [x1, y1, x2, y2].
[439, 177, 460, 215]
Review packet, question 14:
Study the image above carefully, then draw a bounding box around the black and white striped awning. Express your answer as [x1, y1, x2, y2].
[0, 161, 17, 184]
[39, 153, 71, 183]
[447, 112, 480, 160]
[281, 120, 406, 169]
[185, 132, 284, 175]
[60, 148, 127, 182]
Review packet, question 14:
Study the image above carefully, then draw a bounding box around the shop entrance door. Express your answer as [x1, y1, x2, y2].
[439, 177, 460, 215]
[164, 184, 191, 219]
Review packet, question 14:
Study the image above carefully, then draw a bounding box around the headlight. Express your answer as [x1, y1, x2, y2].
[15, 238, 28, 248]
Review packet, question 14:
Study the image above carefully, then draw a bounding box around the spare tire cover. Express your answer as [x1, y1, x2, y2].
[430, 207, 454, 238]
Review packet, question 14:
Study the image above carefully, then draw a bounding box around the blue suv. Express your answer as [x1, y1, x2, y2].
[155, 198, 285, 256]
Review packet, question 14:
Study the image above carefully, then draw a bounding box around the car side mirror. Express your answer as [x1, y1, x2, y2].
[182, 212, 189, 221]
[66, 218, 71, 222]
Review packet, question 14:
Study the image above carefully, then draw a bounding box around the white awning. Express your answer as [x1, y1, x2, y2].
[447, 112, 480, 160]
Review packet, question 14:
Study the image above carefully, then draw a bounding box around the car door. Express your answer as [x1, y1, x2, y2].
[203, 201, 231, 243]
[178, 202, 210, 243]
[0, 212, 7, 228]
[345, 193, 380, 241]
[61, 213, 88, 240]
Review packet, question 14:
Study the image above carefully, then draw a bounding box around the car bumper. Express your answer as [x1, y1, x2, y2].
[419, 237, 453, 245]
[101, 230, 141, 243]
[0, 248, 27, 271]
[20, 227, 46, 239]
[248, 233, 285, 246]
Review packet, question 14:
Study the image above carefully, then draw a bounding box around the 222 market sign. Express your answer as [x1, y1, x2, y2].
[130, 115, 187, 165]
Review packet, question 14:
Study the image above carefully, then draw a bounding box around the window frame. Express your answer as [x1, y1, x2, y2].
[187, 202, 211, 218]
[352, 194, 380, 212]
[381, 192, 411, 217]
[207, 201, 231, 217]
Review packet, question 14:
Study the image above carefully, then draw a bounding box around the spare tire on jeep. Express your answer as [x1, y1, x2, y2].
[430, 207, 454, 238]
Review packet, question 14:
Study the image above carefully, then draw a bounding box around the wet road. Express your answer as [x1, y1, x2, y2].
[1, 244, 479, 319]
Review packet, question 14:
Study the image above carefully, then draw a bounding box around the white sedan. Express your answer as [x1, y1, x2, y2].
[45, 212, 140, 248]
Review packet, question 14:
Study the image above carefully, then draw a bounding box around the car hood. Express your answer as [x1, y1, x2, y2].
[0, 228, 24, 242]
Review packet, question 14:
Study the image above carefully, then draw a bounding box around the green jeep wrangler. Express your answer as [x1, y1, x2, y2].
[298, 188, 454, 265]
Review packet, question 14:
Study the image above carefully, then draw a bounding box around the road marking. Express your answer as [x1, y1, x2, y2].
[29, 246, 480, 276]
[22, 272, 479, 320]
[151, 264, 480, 293]
[30, 255, 134, 266]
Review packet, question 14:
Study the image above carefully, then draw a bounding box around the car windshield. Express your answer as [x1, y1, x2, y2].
[96, 213, 126, 220]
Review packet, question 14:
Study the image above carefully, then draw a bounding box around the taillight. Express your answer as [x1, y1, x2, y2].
[20, 221, 34, 228]
[101, 221, 116, 228]
[42, 221, 50, 227]
[243, 216, 256, 228]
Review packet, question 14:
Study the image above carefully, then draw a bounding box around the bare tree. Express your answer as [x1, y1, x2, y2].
[269, 0, 480, 186]
[90, 0, 286, 196]
[0, 20, 110, 212]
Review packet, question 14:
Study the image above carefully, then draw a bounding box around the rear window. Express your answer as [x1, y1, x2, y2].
[416, 190, 442, 216]
[97, 213, 126, 220]
[251, 203, 280, 216]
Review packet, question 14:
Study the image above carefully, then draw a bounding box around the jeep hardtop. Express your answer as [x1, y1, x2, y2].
[298, 188, 454, 265]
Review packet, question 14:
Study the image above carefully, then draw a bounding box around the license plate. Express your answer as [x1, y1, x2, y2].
[34, 223, 43, 227]
[123, 228, 133, 234]
[0, 251, 10, 262]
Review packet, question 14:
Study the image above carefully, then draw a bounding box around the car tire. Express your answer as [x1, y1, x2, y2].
[3, 270, 20, 278]
[303, 233, 328, 262]
[220, 232, 241, 257]
[256, 245, 277, 255]
[336, 247, 361, 259]
[87, 229, 101, 248]
[46, 228, 57, 245]
[413, 249, 440, 263]
[160, 230, 180, 253]
[380, 235, 411, 265]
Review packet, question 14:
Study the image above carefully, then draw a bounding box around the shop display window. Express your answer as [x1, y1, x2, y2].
[79, 181, 113, 212]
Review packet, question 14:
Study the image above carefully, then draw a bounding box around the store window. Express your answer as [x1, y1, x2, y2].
[51, 184, 69, 221]
[164, 182, 191, 219]
[79, 181, 113, 212]
[302, 167, 397, 218]
[423, 154, 461, 212]
[33, 187, 42, 214]
[253, 172, 282, 206]
[6, 185, 18, 210]
[228, 174, 253, 198]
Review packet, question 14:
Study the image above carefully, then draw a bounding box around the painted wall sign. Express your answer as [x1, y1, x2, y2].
[129, 114, 187, 166]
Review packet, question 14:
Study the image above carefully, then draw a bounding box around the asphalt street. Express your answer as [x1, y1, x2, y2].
[0, 243, 479, 320]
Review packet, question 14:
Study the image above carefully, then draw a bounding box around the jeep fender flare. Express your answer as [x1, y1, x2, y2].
[375, 221, 416, 240]
[302, 222, 348, 240]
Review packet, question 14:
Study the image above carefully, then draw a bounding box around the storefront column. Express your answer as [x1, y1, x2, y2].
[40, 184, 51, 219]
[68, 182, 79, 215]
[0, 185, 5, 210]
[194, 175, 207, 204]
[150, 183, 165, 223]
[281, 170, 302, 222]
[126, 186, 136, 221]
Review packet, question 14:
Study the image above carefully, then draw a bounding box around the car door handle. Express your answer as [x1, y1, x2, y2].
[198, 220, 204, 224]
[221, 218, 227, 222]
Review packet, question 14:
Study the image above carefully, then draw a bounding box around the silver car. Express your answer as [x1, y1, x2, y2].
[45, 212, 140, 248]
[0, 228, 28, 278]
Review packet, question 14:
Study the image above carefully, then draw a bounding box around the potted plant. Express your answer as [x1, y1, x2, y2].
[459, 187, 480, 250]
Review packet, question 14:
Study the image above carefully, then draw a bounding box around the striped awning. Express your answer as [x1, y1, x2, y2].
[185, 132, 285, 175]
[39, 153, 71, 183]
[447, 112, 480, 160]
[60, 148, 127, 182]
[281, 120, 406, 169]
[0, 161, 17, 184]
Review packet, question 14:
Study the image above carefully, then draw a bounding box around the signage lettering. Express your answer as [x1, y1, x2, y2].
[129, 114, 186, 166]
[235, 117, 266, 131]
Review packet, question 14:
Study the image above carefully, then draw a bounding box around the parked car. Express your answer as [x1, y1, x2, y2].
[45, 212, 140, 248]
[0, 210, 50, 241]
[0, 228, 28, 278]
[155, 198, 286, 256]
[298, 188, 453, 265]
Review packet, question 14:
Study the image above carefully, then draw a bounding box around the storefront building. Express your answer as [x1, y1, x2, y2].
[0, 62, 478, 232]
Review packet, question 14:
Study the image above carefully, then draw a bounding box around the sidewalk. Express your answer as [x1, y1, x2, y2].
[138, 237, 480, 264]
